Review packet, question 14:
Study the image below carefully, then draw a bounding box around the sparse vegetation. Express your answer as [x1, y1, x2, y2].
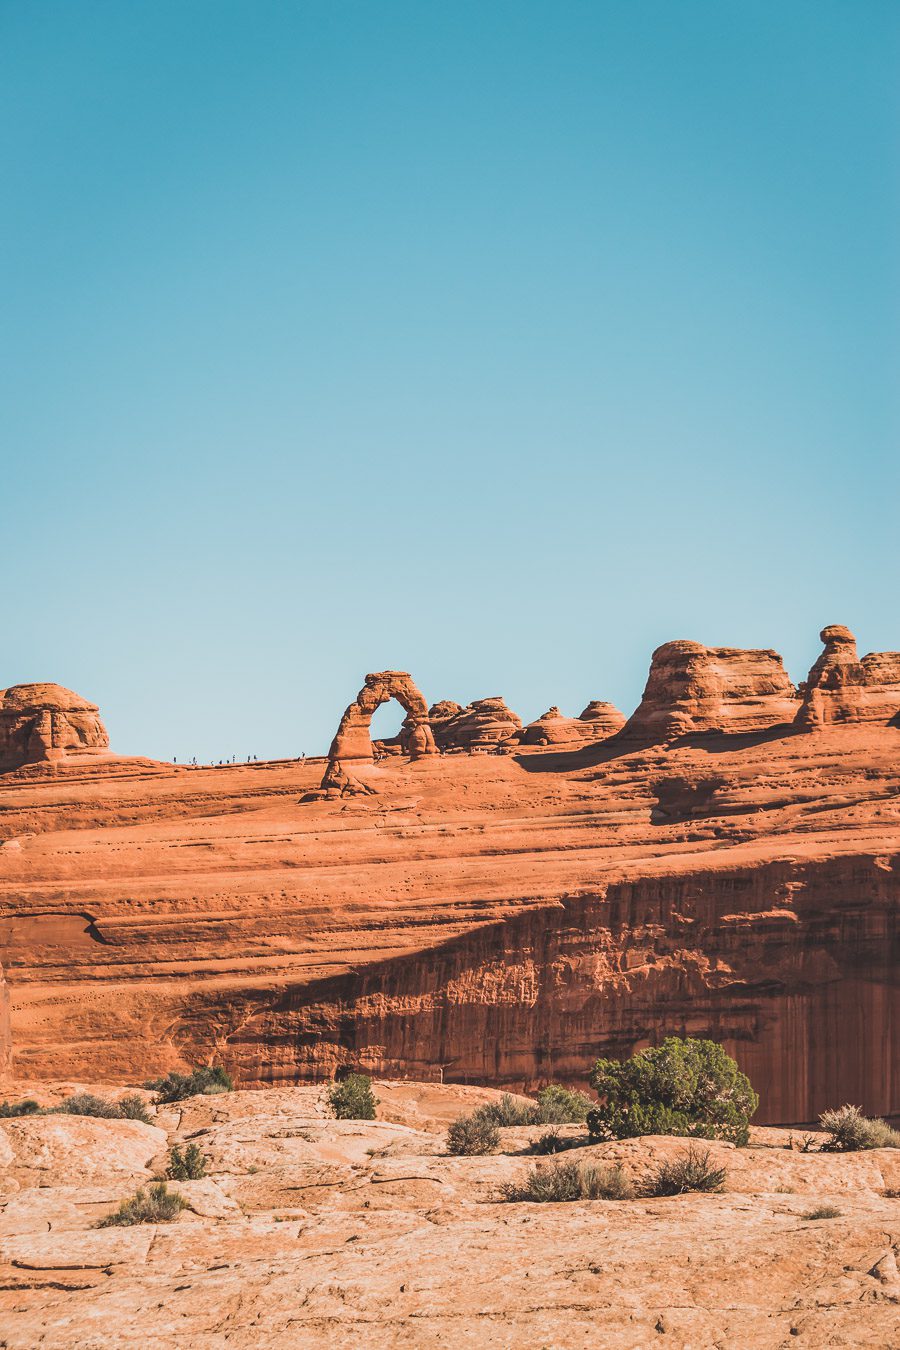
[471, 1086, 594, 1129]
[643, 1145, 727, 1197]
[144, 1066, 234, 1104]
[446, 1114, 501, 1155]
[0, 1098, 41, 1117]
[803, 1205, 842, 1220]
[166, 1143, 207, 1180]
[819, 1104, 900, 1152]
[587, 1037, 758, 1146]
[502, 1159, 634, 1202]
[96, 1181, 187, 1227]
[529, 1128, 572, 1155]
[327, 1073, 377, 1120]
[56, 1092, 122, 1118]
[116, 1093, 153, 1123]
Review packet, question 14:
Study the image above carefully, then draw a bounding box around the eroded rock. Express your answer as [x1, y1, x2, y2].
[796, 625, 900, 728]
[0, 684, 108, 773]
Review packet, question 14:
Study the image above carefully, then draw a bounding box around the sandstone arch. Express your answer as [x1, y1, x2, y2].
[323, 672, 436, 790]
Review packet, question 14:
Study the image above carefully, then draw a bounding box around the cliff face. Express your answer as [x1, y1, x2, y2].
[1, 628, 898, 1126]
[223, 853, 898, 1125]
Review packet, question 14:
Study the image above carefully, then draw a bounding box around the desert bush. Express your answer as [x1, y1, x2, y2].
[472, 1086, 593, 1130]
[446, 1114, 501, 1156]
[533, 1084, 594, 1124]
[803, 1205, 842, 1220]
[587, 1037, 758, 1146]
[643, 1145, 727, 1197]
[56, 1092, 122, 1118]
[473, 1093, 535, 1127]
[0, 1099, 41, 1118]
[530, 1128, 569, 1155]
[819, 1104, 900, 1152]
[502, 1159, 634, 1202]
[96, 1181, 187, 1227]
[327, 1073, 377, 1120]
[166, 1143, 207, 1180]
[144, 1066, 234, 1103]
[116, 1093, 153, 1124]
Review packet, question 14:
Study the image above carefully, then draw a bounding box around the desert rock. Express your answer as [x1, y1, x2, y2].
[796, 624, 900, 728]
[621, 640, 798, 741]
[0, 684, 108, 772]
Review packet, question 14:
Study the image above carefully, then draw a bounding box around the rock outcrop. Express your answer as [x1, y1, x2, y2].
[327, 671, 436, 763]
[0, 684, 108, 773]
[428, 697, 522, 751]
[520, 702, 625, 746]
[621, 641, 798, 742]
[796, 625, 900, 729]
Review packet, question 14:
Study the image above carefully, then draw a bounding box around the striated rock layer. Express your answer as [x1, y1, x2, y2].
[622, 641, 798, 742]
[1, 719, 897, 1124]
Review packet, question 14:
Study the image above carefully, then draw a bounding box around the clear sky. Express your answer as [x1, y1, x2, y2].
[3, 1, 898, 762]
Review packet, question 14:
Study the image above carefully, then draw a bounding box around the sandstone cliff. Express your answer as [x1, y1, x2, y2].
[1, 629, 898, 1128]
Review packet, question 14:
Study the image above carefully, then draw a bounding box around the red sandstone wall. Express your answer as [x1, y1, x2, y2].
[213, 853, 898, 1125]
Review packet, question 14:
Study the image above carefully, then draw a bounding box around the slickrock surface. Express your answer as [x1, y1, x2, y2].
[0, 718, 898, 1122]
[1, 1080, 898, 1348]
[622, 641, 799, 741]
[797, 625, 900, 728]
[0, 684, 109, 772]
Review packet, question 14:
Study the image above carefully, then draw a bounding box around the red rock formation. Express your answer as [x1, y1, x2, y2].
[796, 625, 900, 728]
[621, 641, 798, 742]
[520, 702, 625, 746]
[327, 671, 436, 763]
[429, 697, 522, 751]
[0, 684, 109, 772]
[1, 630, 899, 1128]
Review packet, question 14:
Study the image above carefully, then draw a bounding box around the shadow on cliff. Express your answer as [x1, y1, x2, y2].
[513, 722, 803, 775]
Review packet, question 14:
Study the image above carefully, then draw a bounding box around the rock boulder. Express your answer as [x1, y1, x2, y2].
[0, 684, 109, 773]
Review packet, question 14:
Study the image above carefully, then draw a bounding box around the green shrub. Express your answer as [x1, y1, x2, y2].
[166, 1143, 207, 1180]
[0, 1099, 41, 1118]
[502, 1159, 634, 1202]
[803, 1205, 842, 1220]
[533, 1084, 594, 1124]
[56, 1092, 121, 1118]
[96, 1181, 187, 1227]
[144, 1066, 234, 1104]
[643, 1145, 727, 1197]
[530, 1128, 570, 1155]
[326, 1073, 377, 1120]
[588, 1037, 758, 1146]
[819, 1104, 900, 1152]
[473, 1093, 535, 1127]
[116, 1093, 153, 1124]
[446, 1114, 501, 1156]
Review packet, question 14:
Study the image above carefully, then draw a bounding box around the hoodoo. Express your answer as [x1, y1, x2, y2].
[796, 625, 900, 728]
[620, 641, 798, 742]
[0, 683, 109, 772]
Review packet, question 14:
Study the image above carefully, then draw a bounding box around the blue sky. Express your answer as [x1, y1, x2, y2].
[3, 1, 898, 761]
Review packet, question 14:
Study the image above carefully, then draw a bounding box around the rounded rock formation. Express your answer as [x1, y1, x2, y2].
[796, 625, 900, 728]
[428, 697, 522, 751]
[621, 642, 798, 742]
[520, 701, 625, 746]
[0, 684, 109, 773]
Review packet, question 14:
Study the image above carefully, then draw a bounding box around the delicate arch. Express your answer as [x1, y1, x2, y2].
[327, 671, 436, 763]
